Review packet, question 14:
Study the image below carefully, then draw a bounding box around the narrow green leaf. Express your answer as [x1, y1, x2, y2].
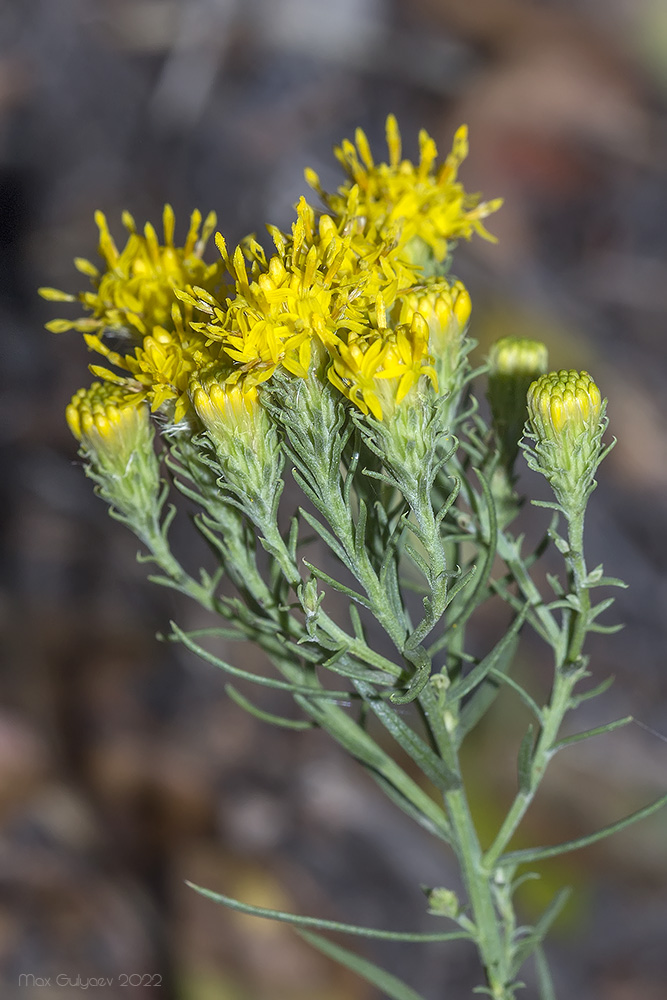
[449, 610, 526, 702]
[588, 621, 624, 635]
[500, 794, 667, 868]
[349, 603, 365, 641]
[552, 715, 633, 752]
[487, 668, 543, 723]
[457, 634, 520, 741]
[435, 477, 461, 526]
[354, 498, 368, 561]
[535, 946, 557, 1000]
[569, 674, 614, 707]
[186, 882, 467, 943]
[302, 697, 451, 841]
[356, 682, 460, 792]
[405, 542, 432, 583]
[511, 887, 571, 974]
[225, 684, 314, 730]
[302, 560, 371, 610]
[297, 930, 427, 1000]
[370, 771, 452, 842]
[298, 505, 352, 568]
[171, 623, 349, 699]
[448, 467, 498, 630]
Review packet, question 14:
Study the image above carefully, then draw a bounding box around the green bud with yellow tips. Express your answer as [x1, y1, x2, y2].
[188, 367, 281, 515]
[523, 369, 608, 518]
[67, 381, 161, 520]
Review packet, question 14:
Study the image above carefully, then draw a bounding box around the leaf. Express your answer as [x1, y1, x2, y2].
[487, 669, 543, 723]
[298, 931, 428, 1000]
[302, 560, 371, 610]
[535, 945, 557, 1000]
[552, 715, 633, 752]
[510, 888, 571, 975]
[500, 793, 667, 868]
[449, 609, 526, 703]
[170, 622, 350, 699]
[356, 682, 461, 792]
[225, 685, 314, 730]
[569, 674, 614, 707]
[186, 882, 468, 943]
[457, 633, 521, 741]
[298, 506, 352, 570]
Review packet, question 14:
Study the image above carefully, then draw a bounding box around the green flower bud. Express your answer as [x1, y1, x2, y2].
[190, 371, 265, 450]
[523, 369, 607, 517]
[488, 337, 549, 472]
[189, 368, 281, 512]
[67, 381, 160, 518]
[425, 887, 461, 919]
[395, 278, 471, 402]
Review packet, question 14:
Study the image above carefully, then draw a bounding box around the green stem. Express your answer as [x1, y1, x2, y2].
[483, 508, 592, 872]
[419, 685, 516, 998]
[137, 512, 218, 611]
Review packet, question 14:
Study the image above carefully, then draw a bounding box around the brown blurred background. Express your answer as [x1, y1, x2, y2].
[2, 0, 667, 997]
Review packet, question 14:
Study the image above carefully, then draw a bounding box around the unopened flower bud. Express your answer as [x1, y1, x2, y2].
[67, 381, 160, 515]
[190, 371, 264, 448]
[425, 887, 460, 919]
[488, 337, 548, 472]
[524, 369, 607, 517]
[189, 368, 280, 510]
[395, 278, 471, 398]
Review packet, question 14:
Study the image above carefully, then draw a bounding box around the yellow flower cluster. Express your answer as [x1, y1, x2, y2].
[44, 117, 498, 433]
[306, 115, 502, 266]
[41, 205, 224, 422]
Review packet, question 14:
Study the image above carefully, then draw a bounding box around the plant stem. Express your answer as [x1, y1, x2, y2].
[483, 507, 591, 871]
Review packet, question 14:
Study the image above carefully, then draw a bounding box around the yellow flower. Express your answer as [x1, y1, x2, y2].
[40, 204, 222, 340]
[40, 206, 227, 423]
[326, 312, 437, 421]
[84, 302, 215, 423]
[306, 115, 502, 267]
[184, 198, 409, 388]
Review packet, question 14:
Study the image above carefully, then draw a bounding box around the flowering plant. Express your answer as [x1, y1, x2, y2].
[42, 117, 666, 999]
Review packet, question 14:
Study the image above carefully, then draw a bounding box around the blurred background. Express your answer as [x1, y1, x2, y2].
[2, 0, 667, 997]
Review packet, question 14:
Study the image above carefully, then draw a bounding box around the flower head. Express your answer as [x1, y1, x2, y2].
[306, 115, 502, 269]
[326, 312, 437, 422]
[190, 368, 263, 444]
[523, 369, 607, 516]
[527, 370, 602, 442]
[41, 207, 225, 424]
[188, 367, 282, 510]
[67, 381, 150, 459]
[395, 278, 471, 395]
[184, 197, 412, 391]
[41, 205, 222, 339]
[488, 337, 549, 472]
[66, 381, 160, 516]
